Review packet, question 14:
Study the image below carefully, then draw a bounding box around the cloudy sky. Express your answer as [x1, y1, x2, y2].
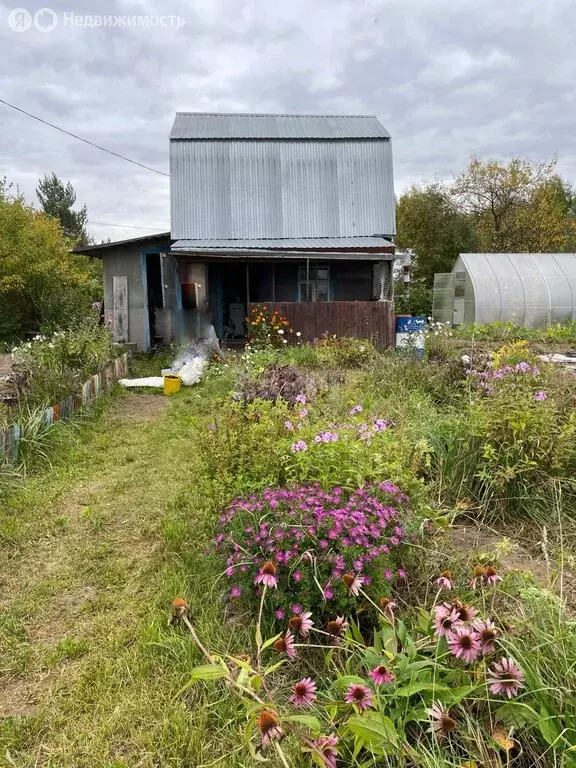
[1, 0, 575, 242]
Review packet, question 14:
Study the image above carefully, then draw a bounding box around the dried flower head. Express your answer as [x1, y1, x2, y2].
[378, 596, 397, 623]
[258, 709, 284, 747]
[169, 597, 189, 626]
[470, 565, 487, 589]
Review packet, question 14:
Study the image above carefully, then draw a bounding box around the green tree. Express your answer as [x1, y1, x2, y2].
[0, 179, 101, 341]
[36, 173, 89, 245]
[451, 156, 570, 252]
[396, 183, 477, 286]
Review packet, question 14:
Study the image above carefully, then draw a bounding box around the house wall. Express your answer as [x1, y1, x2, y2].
[102, 239, 173, 350]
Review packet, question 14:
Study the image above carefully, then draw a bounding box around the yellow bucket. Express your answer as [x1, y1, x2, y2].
[163, 374, 181, 396]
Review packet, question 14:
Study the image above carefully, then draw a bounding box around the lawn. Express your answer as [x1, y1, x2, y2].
[1, 325, 576, 767]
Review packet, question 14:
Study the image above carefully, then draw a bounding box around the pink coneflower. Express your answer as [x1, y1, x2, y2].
[369, 665, 395, 685]
[433, 605, 462, 638]
[258, 709, 284, 747]
[484, 566, 503, 586]
[379, 596, 397, 623]
[451, 600, 479, 624]
[289, 611, 314, 637]
[473, 618, 499, 654]
[290, 677, 317, 708]
[435, 570, 454, 590]
[254, 561, 278, 589]
[344, 683, 374, 711]
[427, 702, 456, 741]
[273, 631, 297, 659]
[310, 734, 339, 768]
[342, 573, 365, 596]
[326, 616, 347, 638]
[487, 657, 525, 698]
[470, 565, 487, 589]
[447, 625, 481, 663]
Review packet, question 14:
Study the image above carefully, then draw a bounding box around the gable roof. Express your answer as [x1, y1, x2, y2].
[170, 112, 390, 140]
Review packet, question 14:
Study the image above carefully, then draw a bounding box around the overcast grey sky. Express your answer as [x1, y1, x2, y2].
[1, 0, 575, 242]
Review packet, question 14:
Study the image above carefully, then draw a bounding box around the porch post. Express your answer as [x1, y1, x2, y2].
[378, 261, 387, 301]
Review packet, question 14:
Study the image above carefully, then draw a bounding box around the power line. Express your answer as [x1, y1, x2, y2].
[89, 220, 168, 231]
[0, 98, 170, 177]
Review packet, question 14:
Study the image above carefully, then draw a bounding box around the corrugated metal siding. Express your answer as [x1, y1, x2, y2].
[172, 236, 392, 250]
[170, 139, 395, 239]
[170, 113, 390, 139]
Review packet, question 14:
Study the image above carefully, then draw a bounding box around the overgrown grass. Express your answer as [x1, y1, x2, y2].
[1, 345, 575, 766]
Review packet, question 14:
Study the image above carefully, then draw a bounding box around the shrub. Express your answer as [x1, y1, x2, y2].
[216, 480, 411, 619]
[245, 305, 297, 348]
[10, 319, 115, 407]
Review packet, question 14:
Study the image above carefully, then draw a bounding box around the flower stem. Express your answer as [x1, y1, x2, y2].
[274, 742, 292, 768]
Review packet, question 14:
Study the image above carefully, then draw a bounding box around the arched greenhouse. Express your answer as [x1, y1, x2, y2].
[432, 253, 576, 327]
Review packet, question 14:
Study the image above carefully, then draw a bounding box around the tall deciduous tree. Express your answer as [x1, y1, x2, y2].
[396, 183, 477, 287]
[451, 156, 567, 252]
[0, 179, 101, 340]
[36, 173, 89, 245]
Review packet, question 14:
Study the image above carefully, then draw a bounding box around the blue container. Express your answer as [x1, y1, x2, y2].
[395, 315, 427, 358]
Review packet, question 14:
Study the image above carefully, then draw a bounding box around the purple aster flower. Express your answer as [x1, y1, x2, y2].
[291, 603, 303, 615]
[534, 391, 547, 401]
[230, 585, 241, 598]
[291, 440, 308, 452]
[275, 608, 285, 620]
[350, 405, 363, 415]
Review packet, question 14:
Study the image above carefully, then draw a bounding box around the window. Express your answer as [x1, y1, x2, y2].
[298, 265, 331, 302]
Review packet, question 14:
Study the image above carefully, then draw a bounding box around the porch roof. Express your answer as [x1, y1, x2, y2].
[172, 236, 395, 260]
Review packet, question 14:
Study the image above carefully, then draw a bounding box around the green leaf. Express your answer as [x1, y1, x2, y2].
[394, 682, 449, 697]
[175, 664, 227, 696]
[262, 633, 281, 651]
[281, 714, 322, 733]
[251, 675, 263, 691]
[494, 701, 540, 728]
[329, 675, 367, 690]
[347, 712, 399, 747]
[538, 709, 562, 745]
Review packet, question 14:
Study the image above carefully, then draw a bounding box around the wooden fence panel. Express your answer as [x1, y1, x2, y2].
[0, 352, 128, 466]
[249, 301, 394, 350]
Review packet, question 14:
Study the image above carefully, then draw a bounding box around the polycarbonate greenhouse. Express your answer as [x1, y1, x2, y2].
[433, 253, 576, 327]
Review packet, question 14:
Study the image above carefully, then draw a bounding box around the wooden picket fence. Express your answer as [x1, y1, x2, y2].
[0, 352, 128, 465]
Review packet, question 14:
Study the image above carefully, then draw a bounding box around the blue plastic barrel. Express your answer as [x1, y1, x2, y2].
[395, 316, 427, 358]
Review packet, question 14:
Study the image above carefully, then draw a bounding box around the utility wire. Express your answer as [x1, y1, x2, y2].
[89, 220, 168, 231]
[0, 98, 170, 177]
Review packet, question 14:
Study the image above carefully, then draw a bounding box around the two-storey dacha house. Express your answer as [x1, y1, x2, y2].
[76, 112, 396, 350]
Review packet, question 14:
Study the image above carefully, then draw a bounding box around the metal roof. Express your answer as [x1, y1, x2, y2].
[170, 138, 395, 240]
[73, 232, 171, 257]
[170, 112, 390, 140]
[172, 236, 393, 250]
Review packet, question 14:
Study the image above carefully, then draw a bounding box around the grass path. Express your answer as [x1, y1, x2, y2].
[0, 387, 250, 767]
